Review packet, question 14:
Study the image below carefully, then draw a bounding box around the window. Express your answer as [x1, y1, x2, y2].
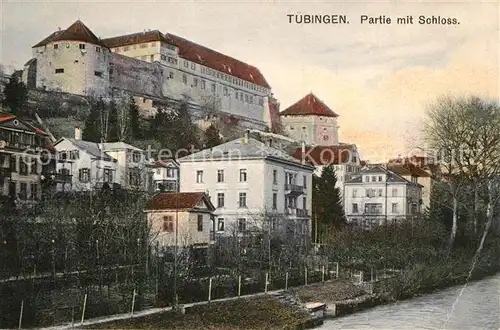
[124, 46, 130, 51]
[239, 169, 247, 182]
[156, 168, 161, 175]
[371, 176, 377, 182]
[211, 83, 216, 93]
[193, 78, 198, 87]
[197, 214, 203, 232]
[272, 193, 277, 210]
[217, 170, 224, 183]
[79, 168, 90, 183]
[151, 42, 156, 47]
[201, 80, 206, 89]
[196, 170, 203, 183]
[55, 68, 64, 74]
[166, 168, 175, 178]
[19, 161, 28, 175]
[364, 203, 383, 214]
[30, 160, 37, 174]
[103, 168, 113, 183]
[238, 192, 247, 208]
[378, 189, 383, 197]
[169, 72, 174, 79]
[392, 188, 398, 197]
[31, 183, 38, 200]
[182, 74, 187, 84]
[79, 44, 85, 49]
[392, 203, 399, 213]
[238, 218, 246, 232]
[303, 175, 307, 188]
[273, 169, 277, 184]
[96, 47, 101, 52]
[191, 62, 196, 70]
[323, 135, 329, 141]
[161, 55, 166, 61]
[184, 60, 189, 68]
[352, 203, 359, 213]
[259, 97, 264, 106]
[140, 43, 147, 48]
[235, 91, 239, 100]
[302, 196, 307, 210]
[132, 152, 141, 162]
[217, 218, 225, 231]
[223, 86, 228, 96]
[217, 193, 224, 208]
[129, 168, 141, 186]
[352, 189, 357, 198]
[53, 44, 58, 49]
[378, 176, 383, 182]
[19, 183, 27, 200]
[245, 94, 249, 103]
[150, 55, 154, 62]
[94, 71, 103, 77]
[163, 215, 174, 232]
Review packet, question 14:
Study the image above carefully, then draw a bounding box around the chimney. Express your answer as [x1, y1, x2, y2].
[301, 140, 306, 164]
[243, 129, 249, 144]
[74, 126, 82, 140]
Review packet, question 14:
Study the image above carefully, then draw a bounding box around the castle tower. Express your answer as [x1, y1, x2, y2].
[279, 93, 339, 146]
[30, 20, 110, 96]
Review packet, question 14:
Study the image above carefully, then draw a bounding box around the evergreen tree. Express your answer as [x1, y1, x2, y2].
[129, 96, 141, 139]
[82, 97, 104, 142]
[2, 75, 28, 116]
[204, 123, 222, 148]
[313, 165, 345, 240]
[106, 99, 119, 142]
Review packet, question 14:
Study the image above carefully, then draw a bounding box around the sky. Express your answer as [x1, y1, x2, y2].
[1, 0, 498, 162]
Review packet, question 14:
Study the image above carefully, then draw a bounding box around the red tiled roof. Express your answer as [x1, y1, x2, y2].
[145, 192, 215, 211]
[0, 113, 15, 123]
[292, 145, 357, 166]
[280, 93, 338, 117]
[387, 163, 431, 178]
[101, 30, 270, 88]
[33, 20, 106, 48]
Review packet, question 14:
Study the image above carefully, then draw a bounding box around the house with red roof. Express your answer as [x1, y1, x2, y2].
[23, 20, 277, 132]
[144, 192, 215, 249]
[0, 112, 58, 205]
[280, 93, 340, 146]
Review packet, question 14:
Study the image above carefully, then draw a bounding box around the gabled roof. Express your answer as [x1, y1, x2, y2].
[102, 142, 142, 152]
[145, 192, 215, 211]
[292, 145, 358, 166]
[101, 30, 270, 88]
[345, 165, 423, 187]
[0, 112, 15, 123]
[56, 138, 117, 162]
[280, 93, 338, 117]
[0, 112, 49, 136]
[178, 137, 314, 170]
[153, 158, 180, 168]
[32, 20, 106, 48]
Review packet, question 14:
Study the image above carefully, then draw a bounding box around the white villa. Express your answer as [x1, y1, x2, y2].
[53, 127, 153, 192]
[343, 165, 423, 229]
[178, 132, 315, 243]
[152, 158, 180, 193]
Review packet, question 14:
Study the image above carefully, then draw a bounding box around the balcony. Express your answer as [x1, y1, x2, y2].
[284, 183, 305, 195]
[285, 208, 309, 217]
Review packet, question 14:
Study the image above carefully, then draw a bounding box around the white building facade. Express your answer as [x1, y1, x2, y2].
[25, 20, 276, 131]
[343, 165, 423, 229]
[178, 135, 315, 242]
[53, 128, 153, 192]
[152, 159, 180, 193]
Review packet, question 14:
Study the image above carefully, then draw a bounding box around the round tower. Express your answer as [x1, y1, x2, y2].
[32, 20, 110, 97]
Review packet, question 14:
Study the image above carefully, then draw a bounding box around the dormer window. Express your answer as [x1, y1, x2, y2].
[53, 44, 58, 49]
[79, 44, 85, 50]
[96, 47, 101, 52]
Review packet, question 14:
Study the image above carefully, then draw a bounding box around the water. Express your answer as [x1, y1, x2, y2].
[321, 274, 500, 330]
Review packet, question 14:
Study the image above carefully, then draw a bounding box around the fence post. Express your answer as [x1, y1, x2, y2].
[305, 267, 308, 286]
[238, 275, 241, 297]
[18, 300, 24, 330]
[208, 277, 212, 302]
[285, 272, 288, 290]
[371, 267, 374, 282]
[130, 288, 136, 315]
[322, 265, 325, 282]
[265, 273, 269, 293]
[336, 262, 339, 279]
[80, 293, 87, 325]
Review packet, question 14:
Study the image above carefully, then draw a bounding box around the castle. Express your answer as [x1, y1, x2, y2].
[21, 20, 280, 132]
